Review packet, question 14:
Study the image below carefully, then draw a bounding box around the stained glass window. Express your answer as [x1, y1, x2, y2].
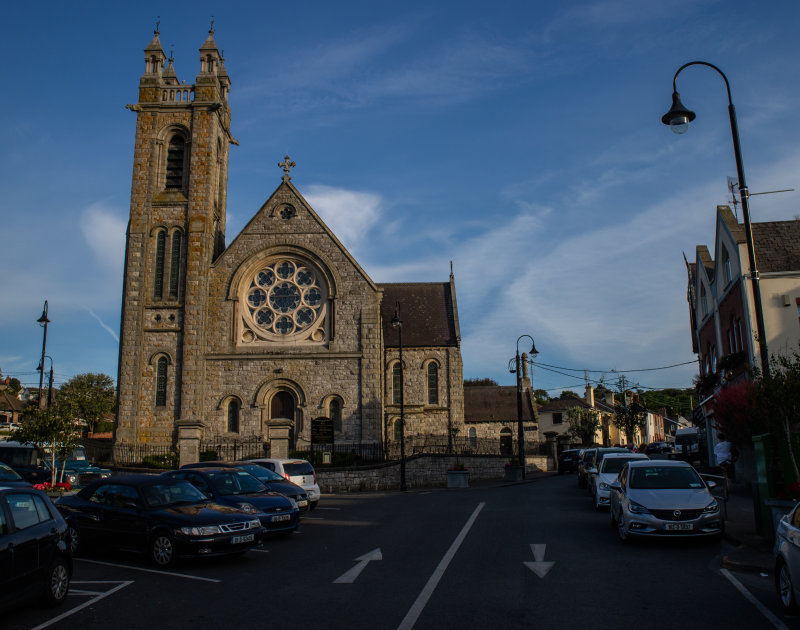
[155, 357, 167, 407]
[154, 230, 166, 299]
[329, 398, 341, 432]
[427, 363, 439, 405]
[169, 231, 181, 299]
[227, 400, 240, 433]
[165, 135, 185, 190]
[392, 363, 402, 405]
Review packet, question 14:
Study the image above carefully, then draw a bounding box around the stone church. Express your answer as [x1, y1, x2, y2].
[114, 29, 465, 465]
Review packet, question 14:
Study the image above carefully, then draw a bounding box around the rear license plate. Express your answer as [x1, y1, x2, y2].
[231, 534, 255, 544]
[272, 514, 291, 522]
[665, 523, 693, 531]
[298, 500, 308, 507]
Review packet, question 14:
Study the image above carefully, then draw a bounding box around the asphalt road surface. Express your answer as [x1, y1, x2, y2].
[6, 474, 797, 630]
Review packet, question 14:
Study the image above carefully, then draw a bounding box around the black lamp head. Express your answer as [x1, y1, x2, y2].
[661, 91, 696, 134]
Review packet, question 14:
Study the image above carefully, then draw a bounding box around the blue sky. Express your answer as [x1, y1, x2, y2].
[1, 0, 799, 397]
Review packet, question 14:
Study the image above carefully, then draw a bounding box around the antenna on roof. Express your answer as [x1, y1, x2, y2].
[728, 176, 794, 221]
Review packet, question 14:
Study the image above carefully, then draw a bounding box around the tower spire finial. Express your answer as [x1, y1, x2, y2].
[209, 16, 215, 34]
[155, 16, 160, 36]
[278, 155, 296, 182]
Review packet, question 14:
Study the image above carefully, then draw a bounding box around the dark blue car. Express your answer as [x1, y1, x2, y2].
[162, 467, 299, 536]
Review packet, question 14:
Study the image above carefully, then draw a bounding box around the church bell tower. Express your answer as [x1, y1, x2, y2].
[116, 25, 233, 455]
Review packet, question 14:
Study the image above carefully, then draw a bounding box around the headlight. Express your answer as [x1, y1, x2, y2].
[287, 497, 298, 509]
[703, 500, 719, 514]
[599, 482, 610, 490]
[236, 502, 258, 514]
[100, 472, 111, 478]
[248, 519, 261, 529]
[628, 500, 650, 515]
[178, 525, 222, 535]
[66, 475, 78, 484]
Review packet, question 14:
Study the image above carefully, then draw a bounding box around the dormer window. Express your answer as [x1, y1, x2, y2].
[165, 135, 186, 190]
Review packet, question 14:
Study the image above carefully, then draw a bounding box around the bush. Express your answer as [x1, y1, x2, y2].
[199, 450, 218, 462]
[142, 452, 178, 470]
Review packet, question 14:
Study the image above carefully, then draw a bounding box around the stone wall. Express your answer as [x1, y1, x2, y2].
[316, 454, 552, 493]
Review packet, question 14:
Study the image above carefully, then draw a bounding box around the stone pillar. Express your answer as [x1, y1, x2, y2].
[544, 431, 559, 471]
[268, 419, 294, 458]
[177, 420, 205, 467]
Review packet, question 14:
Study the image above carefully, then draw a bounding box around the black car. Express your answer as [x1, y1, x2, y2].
[558, 449, 583, 474]
[56, 474, 264, 567]
[182, 461, 311, 513]
[645, 442, 673, 455]
[0, 461, 33, 487]
[163, 467, 300, 535]
[0, 486, 72, 609]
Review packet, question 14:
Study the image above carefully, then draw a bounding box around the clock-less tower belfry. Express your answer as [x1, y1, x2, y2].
[115, 28, 465, 467]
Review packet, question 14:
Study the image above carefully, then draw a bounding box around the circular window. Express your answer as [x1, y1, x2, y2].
[245, 259, 326, 338]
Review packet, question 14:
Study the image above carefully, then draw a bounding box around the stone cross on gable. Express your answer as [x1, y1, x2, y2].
[278, 155, 296, 182]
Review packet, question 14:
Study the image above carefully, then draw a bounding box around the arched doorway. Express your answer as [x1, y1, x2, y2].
[500, 428, 513, 456]
[270, 390, 298, 449]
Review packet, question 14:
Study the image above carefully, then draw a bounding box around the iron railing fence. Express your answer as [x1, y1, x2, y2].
[112, 443, 179, 470]
[384, 435, 548, 459]
[199, 435, 269, 462]
[301, 442, 384, 467]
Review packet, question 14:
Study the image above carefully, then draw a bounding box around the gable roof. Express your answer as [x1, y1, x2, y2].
[380, 282, 459, 347]
[463, 386, 536, 422]
[538, 396, 590, 413]
[0, 391, 26, 412]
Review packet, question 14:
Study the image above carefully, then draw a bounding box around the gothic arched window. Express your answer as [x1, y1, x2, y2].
[155, 357, 167, 407]
[169, 231, 181, 299]
[154, 229, 166, 299]
[469, 427, 477, 449]
[227, 399, 240, 433]
[329, 398, 342, 432]
[427, 362, 439, 405]
[394, 418, 402, 441]
[392, 363, 402, 405]
[165, 135, 186, 190]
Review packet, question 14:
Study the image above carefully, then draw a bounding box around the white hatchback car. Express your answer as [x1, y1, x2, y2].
[249, 458, 320, 509]
[775, 502, 800, 612]
[590, 453, 649, 510]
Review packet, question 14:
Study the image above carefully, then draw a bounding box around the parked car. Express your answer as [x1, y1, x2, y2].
[558, 449, 583, 474]
[0, 486, 72, 608]
[162, 467, 300, 535]
[609, 460, 723, 542]
[578, 447, 628, 489]
[589, 453, 648, 510]
[774, 502, 800, 612]
[56, 474, 264, 567]
[645, 442, 673, 455]
[0, 442, 111, 488]
[585, 447, 634, 493]
[248, 458, 321, 509]
[0, 461, 33, 487]
[182, 461, 310, 513]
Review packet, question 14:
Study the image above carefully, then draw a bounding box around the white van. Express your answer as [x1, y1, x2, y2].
[673, 427, 700, 459]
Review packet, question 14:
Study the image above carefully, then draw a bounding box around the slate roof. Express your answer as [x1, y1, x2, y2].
[379, 282, 459, 347]
[538, 397, 590, 413]
[463, 386, 536, 423]
[752, 220, 800, 273]
[0, 391, 25, 413]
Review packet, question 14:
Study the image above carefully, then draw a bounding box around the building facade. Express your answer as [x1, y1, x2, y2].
[114, 30, 464, 464]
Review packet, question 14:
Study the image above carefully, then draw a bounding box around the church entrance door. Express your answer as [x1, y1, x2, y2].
[269, 391, 299, 457]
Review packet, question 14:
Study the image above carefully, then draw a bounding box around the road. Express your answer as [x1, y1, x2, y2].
[6, 474, 797, 629]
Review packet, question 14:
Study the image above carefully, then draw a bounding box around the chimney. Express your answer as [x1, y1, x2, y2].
[585, 384, 594, 407]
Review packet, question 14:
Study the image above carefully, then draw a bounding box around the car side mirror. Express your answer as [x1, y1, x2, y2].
[123, 501, 139, 510]
[706, 480, 717, 489]
[610, 481, 621, 491]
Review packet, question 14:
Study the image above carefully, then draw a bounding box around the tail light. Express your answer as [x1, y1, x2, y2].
[313, 471, 316, 484]
[283, 472, 290, 481]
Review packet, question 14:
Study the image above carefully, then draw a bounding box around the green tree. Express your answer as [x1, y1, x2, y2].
[13, 400, 81, 485]
[559, 390, 581, 399]
[58, 373, 115, 436]
[464, 377, 499, 386]
[612, 378, 647, 444]
[566, 406, 601, 446]
[534, 389, 551, 407]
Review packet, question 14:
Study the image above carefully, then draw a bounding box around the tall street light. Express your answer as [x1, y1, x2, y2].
[662, 61, 769, 377]
[391, 302, 407, 491]
[37, 355, 54, 410]
[37, 301, 51, 409]
[514, 335, 538, 479]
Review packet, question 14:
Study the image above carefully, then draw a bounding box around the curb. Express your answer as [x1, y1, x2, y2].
[721, 550, 772, 574]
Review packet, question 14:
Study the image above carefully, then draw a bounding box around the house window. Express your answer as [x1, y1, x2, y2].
[553, 412, 563, 425]
[329, 398, 341, 432]
[154, 230, 166, 299]
[722, 247, 732, 285]
[736, 318, 744, 352]
[468, 427, 477, 449]
[711, 346, 717, 373]
[169, 231, 181, 299]
[165, 135, 186, 190]
[155, 357, 167, 407]
[227, 400, 240, 433]
[427, 363, 439, 405]
[700, 284, 708, 317]
[727, 328, 734, 355]
[392, 363, 402, 405]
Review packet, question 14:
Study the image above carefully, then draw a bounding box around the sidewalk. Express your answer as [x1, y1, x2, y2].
[721, 481, 774, 574]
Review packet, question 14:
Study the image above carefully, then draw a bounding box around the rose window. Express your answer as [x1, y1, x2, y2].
[244, 259, 326, 338]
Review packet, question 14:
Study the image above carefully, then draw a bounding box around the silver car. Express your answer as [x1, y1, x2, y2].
[609, 460, 723, 542]
[775, 502, 800, 612]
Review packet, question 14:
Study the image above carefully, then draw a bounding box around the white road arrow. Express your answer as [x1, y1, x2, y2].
[523, 543, 555, 578]
[333, 548, 383, 583]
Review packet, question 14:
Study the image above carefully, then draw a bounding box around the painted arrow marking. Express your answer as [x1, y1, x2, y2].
[524, 544, 555, 578]
[333, 548, 382, 583]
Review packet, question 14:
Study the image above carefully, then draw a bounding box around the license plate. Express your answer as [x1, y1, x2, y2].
[272, 514, 291, 522]
[298, 500, 308, 507]
[231, 533, 255, 544]
[665, 523, 693, 531]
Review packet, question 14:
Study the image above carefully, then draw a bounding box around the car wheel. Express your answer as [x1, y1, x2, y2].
[150, 532, 176, 568]
[777, 559, 798, 612]
[617, 513, 629, 542]
[594, 493, 602, 511]
[42, 557, 70, 606]
[67, 525, 82, 556]
[610, 508, 617, 527]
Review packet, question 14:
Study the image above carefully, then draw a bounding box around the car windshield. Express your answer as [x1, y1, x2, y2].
[237, 464, 284, 482]
[629, 466, 705, 490]
[0, 463, 22, 480]
[143, 481, 207, 508]
[601, 457, 641, 474]
[208, 470, 266, 495]
[284, 462, 314, 476]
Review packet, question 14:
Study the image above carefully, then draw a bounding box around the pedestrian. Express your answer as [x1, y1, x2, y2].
[714, 433, 737, 478]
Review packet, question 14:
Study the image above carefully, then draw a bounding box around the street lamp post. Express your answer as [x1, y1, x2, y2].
[37, 355, 54, 410]
[37, 301, 51, 409]
[513, 335, 538, 479]
[392, 302, 407, 491]
[662, 61, 769, 377]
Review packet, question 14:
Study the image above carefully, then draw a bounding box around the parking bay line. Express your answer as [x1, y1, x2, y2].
[76, 558, 221, 583]
[30, 581, 133, 630]
[720, 568, 790, 630]
[397, 502, 485, 630]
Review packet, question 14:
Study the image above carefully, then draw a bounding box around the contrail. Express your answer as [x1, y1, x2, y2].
[85, 308, 119, 343]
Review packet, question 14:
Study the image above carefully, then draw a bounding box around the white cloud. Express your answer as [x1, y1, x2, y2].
[304, 185, 383, 255]
[80, 202, 127, 274]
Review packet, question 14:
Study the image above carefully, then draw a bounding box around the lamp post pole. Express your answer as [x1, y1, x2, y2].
[662, 61, 769, 377]
[392, 303, 406, 491]
[37, 301, 51, 409]
[37, 355, 54, 410]
[514, 335, 538, 479]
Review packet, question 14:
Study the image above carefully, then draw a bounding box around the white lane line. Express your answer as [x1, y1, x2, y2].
[30, 581, 133, 630]
[720, 568, 790, 630]
[397, 502, 485, 630]
[250, 548, 271, 553]
[75, 558, 221, 583]
[316, 507, 340, 510]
